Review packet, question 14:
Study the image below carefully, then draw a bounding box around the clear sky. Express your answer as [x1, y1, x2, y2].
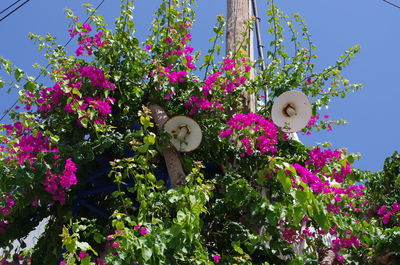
[0, 0, 399, 173]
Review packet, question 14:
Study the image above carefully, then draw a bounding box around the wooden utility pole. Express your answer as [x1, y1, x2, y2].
[226, 0, 256, 113]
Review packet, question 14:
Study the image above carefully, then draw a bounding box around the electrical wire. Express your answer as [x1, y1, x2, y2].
[0, 0, 30, 22]
[383, 0, 400, 8]
[0, 0, 106, 122]
[0, 0, 22, 15]
[250, 0, 268, 102]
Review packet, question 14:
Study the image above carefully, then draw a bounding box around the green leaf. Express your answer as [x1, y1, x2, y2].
[80, 117, 89, 128]
[72, 87, 82, 97]
[76, 241, 90, 251]
[14, 68, 24, 82]
[204, 54, 214, 64]
[313, 209, 328, 230]
[65, 240, 76, 253]
[137, 144, 149, 153]
[295, 190, 308, 205]
[176, 211, 186, 222]
[215, 44, 221, 55]
[144, 135, 155, 145]
[142, 247, 153, 261]
[23, 80, 36, 90]
[93, 233, 103, 244]
[232, 241, 244, 254]
[293, 205, 303, 226]
[81, 256, 91, 265]
[140, 116, 152, 129]
[277, 170, 291, 193]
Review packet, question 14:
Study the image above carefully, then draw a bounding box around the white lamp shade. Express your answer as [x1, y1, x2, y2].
[164, 116, 202, 152]
[271, 91, 312, 133]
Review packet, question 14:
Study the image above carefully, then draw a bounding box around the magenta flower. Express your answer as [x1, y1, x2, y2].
[220, 113, 279, 156]
[82, 23, 92, 32]
[78, 251, 88, 259]
[382, 212, 392, 224]
[392, 202, 400, 213]
[336, 255, 345, 263]
[377, 205, 387, 215]
[213, 255, 221, 264]
[305, 77, 312, 85]
[140, 227, 149, 235]
[112, 241, 120, 248]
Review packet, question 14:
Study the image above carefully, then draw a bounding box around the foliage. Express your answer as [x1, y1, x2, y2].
[0, 0, 398, 264]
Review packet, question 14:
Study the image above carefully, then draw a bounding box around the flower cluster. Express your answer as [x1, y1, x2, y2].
[302, 115, 346, 136]
[0, 253, 32, 265]
[1, 121, 78, 205]
[184, 58, 251, 115]
[36, 66, 115, 125]
[377, 203, 400, 225]
[156, 64, 188, 84]
[0, 195, 15, 217]
[220, 113, 279, 156]
[148, 23, 195, 99]
[331, 232, 361, 263]
[43, 158, 77, 205]
[104, 225, 149, 260]
[292, 163, 364, 200]
[305, 147, 351, 183]
[134, 224, 149, 236]
[306, 147, 341, 172]
[1, 122, 58, 166]
[68, 21, 107, 56]
[278, 217, 317, 246]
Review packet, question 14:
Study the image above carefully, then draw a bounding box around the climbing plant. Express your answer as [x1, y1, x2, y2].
[0, 0, 398, 264]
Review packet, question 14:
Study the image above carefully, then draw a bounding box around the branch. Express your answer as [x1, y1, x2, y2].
[383, 0, 400, 9]
[148, 104, 185, 188]
[318, 247, 336, 265]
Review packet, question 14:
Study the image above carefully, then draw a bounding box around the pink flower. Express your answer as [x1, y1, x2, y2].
[134, 224, 140, 230]
[382, 212, 392, 224]
[96, 258, 107, 265]
[75, 45, 85, 56]
[59, 158, 78, 189]
[82, 23, 92, 32]
[392, 202, 400, 213]
[140, 227, 149, 235]
[164, 37, 173, 44]
[336, 255, 345, 263]
[213, 255, 221, 263]
[78, 251, 88, 259]
[219, 129, 233, 138]
[220, 113, 279, 156]
[377, 206, 387, 215]
[112, 241, 120, 248]
[145, 45, 152, 50]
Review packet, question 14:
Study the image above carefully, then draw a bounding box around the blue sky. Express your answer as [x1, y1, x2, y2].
[0, 0, 399, 172]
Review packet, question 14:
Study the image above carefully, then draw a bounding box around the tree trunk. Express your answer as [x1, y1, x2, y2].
[318, 247, 336, 265]
[149, 104, 185, 188]
[226, 0, 256, 113]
